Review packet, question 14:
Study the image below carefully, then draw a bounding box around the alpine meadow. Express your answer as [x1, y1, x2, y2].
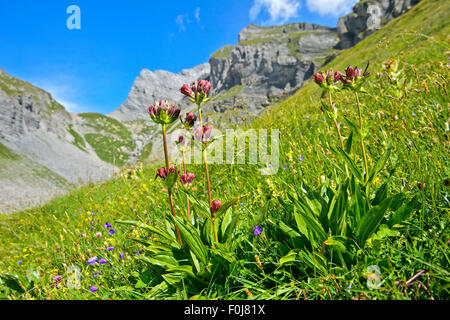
[0, 0, 449, 301]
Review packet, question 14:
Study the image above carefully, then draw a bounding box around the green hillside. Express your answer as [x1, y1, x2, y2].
[0, 0, 448, 300]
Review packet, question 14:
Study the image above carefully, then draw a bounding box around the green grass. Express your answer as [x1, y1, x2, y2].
[0, 142, 19, 160]
[67, 125, 87, 152]
[0, 0, 449, 300]
[212, 85, 244, 101]
[79, 113, 136, 166]
[84, 134, 135, 167]
[79, 113, 133, 140]
[211, 45, 234, 59]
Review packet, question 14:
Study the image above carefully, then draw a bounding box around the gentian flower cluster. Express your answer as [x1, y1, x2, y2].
[148, 100, 181, 125]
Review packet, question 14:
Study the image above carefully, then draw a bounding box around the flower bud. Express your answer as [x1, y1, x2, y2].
[211, 200, 222, 214]
[156, 167, 168, 180]
[198, 80, 211, 95]
[179, 173, 195, 187]
[326, 69, 334, 85]
[346, 66, 355, 80]
[354, 67, 362, 79]
[148, 100, 180, 125]
[193, 125, 212, 144]
[180, 84, 194, 98]
[181, 112, 197, 128]
[313, 73, 325, 84]
[334, 71, 342, 82]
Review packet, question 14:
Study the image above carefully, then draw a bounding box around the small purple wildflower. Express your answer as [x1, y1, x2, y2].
[108, 229, 115, 235]
[90, 286, 99, 292]
[104, 223, 112, 229]
[253, 226, 263, 236]
[240, 202, 245, 207]
[17, 260, 23, 265]
[119, 253, 124, 261]
[98, 258, 108, 265]
[306, 116, 309, 120]
[136, 250, 141, 256]
[88, 256, 98, 266]
[53, 275, 62, 288]
[283, 165, 287, 170]
[412, 112, 417, 117]
[106, 247, 115, 251]
[299, 155, 304, 162]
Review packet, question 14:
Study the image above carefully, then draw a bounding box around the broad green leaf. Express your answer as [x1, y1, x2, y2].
[358, 197, 393, 246]
[345, 131, 354, 154]
[280, 250, 299, 266]
[138, 255, 179, 269]
[116, 220, 173, 242]
[368, 145, 392, 183]
[172, 216, 208, 265]
[0, 274, 25, 294]
[277, 221, 302, 239]
[372, 182, 389, 207]
[336, 146, 363, 182]
[166, 265, 196, 278]
[390, 196, 418, 227]
[343, 116, 361, 137]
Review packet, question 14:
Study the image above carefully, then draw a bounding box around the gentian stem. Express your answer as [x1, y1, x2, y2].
[329, 92, 349, 178]
[162, 124, 182, 245]
[197, 102, 218, 243]
[182, 150, 191, 220]
[355, 92, 369, 183]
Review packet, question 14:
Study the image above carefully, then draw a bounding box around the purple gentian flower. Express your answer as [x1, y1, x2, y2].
[88, 256, 98, 266]
[108, 229, 115, 235]
[90, 286, 99, 292]
[253, 226, 263, 236]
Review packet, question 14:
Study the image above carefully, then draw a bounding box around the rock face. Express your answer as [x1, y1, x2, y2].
[337, 0, 422, 49]
[207, 23, 339, 119]
[0, 69, 117, 213]
[109, 63, 210, 121]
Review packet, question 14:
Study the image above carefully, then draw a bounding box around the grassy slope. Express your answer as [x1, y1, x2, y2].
[0, 0, 448, 299]
[78, 113, 136, 167]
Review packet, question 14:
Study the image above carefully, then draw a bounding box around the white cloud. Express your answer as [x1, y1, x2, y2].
[34, 80, 84, 113]
[194, 7, 201, 23]
[250, 0, 301, 24]
[175, 14, 189, 32]
[305, 0, 358, 17]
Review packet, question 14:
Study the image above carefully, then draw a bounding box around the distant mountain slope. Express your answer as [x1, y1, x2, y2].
[337, 0, 422, 48]
[108, 63, 210, 122]
[0, 69, 118, 213]
[253, 0, 447, 129]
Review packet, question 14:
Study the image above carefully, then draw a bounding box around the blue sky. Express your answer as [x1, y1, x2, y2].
[0, 0, 358, 114]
